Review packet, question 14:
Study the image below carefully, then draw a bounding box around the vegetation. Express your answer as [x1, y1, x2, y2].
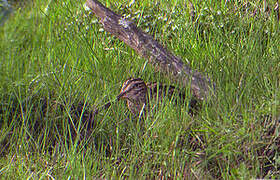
[0, 0, 279, 179]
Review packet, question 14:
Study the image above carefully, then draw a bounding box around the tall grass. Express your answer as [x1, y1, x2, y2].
[0, 0, 279, 179]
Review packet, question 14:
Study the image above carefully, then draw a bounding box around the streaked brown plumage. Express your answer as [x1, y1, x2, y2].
[117, 78, 149, 116]
[146, 82, 177, 101]
[93, 78, 196, 118]
[117, 78, 186, 116]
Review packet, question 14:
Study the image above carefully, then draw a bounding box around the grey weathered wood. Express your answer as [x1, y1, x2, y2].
[86, 0, 214, 101]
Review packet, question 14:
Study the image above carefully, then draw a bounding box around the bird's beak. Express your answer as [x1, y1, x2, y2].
[117, 91, 126, 101]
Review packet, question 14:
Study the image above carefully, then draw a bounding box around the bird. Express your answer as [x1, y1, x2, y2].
[117, 78, 187, 116]
[117, 78, 149, 116]
[93, 78, 197, 118]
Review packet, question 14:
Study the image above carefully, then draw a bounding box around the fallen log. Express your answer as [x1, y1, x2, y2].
[86, 0, 215, 101]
